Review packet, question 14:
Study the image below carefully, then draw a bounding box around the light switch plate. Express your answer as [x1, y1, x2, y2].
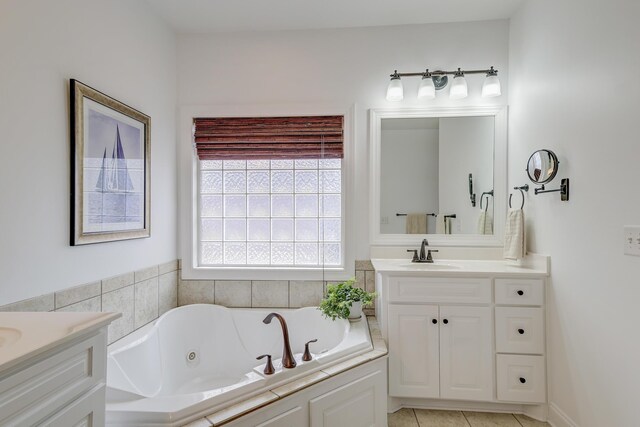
[623, 226, 640, 256]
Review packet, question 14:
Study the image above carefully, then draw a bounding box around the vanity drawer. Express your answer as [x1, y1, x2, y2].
[495, 278, 544, 306]
[0, 332, 106, 426]
[388, 276, 491, 304]
[496, 354, 546, 403]
[495, 307, 544, 354]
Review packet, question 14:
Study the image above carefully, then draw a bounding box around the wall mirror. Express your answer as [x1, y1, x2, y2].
[527, 149, 558, 184]
[370, 106, 507, 246]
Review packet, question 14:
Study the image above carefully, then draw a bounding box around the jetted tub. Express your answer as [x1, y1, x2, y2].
[105, 304, 372, 426]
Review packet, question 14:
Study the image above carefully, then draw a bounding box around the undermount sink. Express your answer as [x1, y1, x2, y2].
[0, 327, 22, 349]
[403, 262, 461, 270]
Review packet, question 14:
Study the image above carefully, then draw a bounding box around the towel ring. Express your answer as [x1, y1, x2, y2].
[509, 185, 529, 209]
[480, 190, 494, 211]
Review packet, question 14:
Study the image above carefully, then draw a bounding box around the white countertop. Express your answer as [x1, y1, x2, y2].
[371, 256, 548, 277]
[0, 311, 121, 375]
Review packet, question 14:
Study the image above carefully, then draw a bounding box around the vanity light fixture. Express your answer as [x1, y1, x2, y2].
[386, 70, 404, 101]
[481, 66, 501, 97]
[449, 68, 468, 99]
[417, 70, 436, 99]
[385, 66, 500, 101]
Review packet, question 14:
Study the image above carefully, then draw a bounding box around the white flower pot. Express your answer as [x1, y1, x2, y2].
[348, 301, 363, 320]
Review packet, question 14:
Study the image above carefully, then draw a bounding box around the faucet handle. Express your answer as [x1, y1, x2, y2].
[406, 249, 419, 262]
[302, 339, 318, 361]
[426, 249, 439, 263]
[257, 354, 275, 375]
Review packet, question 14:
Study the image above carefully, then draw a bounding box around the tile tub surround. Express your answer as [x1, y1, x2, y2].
[177, 260, 377, 314]
[0, 259, 179, 345]
[184, 315, 387, 427]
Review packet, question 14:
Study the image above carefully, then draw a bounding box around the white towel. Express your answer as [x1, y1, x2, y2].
[406, 213, 427, 234]
[503, 209, 525, 260]
[477, 211, 493, 235]
[435, 215, 452, 234]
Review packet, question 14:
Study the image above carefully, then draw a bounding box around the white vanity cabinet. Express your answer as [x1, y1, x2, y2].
[386, 276, 494, 402]
[0, 312, 119, 427]
[373, 260, 548, 414]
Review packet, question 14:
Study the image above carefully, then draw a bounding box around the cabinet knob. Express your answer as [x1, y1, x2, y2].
[517, 290, 524, 296]
[519, 377, 526, 384]
[518, 328, 525, 335]
[432, 319, 438, 324]
[442, 319, 449, 324]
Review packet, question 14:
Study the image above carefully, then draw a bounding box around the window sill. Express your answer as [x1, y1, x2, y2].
[181, 265, 351, 282]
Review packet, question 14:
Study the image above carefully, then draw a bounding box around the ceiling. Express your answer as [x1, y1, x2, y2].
[144, 0, 524, 33]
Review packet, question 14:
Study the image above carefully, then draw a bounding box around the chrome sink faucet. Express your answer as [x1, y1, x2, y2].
[407, 239, 439, 263]
[263, 313, 297, 369]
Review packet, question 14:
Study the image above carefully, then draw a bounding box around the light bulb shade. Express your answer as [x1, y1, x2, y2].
[482, 74, 501, 97]
[417, 77, 436, 99]
[449, 75, 468, 99]
[386, 78, 404, 101]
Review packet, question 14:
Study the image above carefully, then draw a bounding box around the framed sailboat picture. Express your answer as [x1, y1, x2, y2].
[70, 79, 150, 245]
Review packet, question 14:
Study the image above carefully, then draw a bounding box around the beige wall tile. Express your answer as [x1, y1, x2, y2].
[289, 281, 324, 308]
[158, 259, 179, 275]
[251, 281, 288, 308]
[365, 270, 376, 293]
[57, 296, 101, 313]
[0, 293, 54, 312]
[355, 270, 365, 290]
[135, 277, 159, 328]
[179, 280, 215, 305]
[215, 281, 251, 307]
[55, 281, 101, 309]
[463, 412, 520, 427]
[159, 271, 178, 315]
[102, 272, 134, 293]
[355, 260, 374, 271]
[135, 265, 159, 283]
[102, 286, 135, 344]
[414, 409, 469, 427]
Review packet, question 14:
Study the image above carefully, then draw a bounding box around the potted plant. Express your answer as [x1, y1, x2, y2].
[319, 278, 376, 321]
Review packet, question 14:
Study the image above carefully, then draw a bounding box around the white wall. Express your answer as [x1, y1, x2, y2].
[439, 116, 494, 234]
[380, 126, 439, 234]
[177, 20, 510, 261]
[0, 0, 177, 305]
[509, 0, 640, 425]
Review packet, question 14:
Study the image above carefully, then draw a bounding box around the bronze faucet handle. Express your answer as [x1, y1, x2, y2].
[256, 354, 275, 375]
[302, 339, 318, 362]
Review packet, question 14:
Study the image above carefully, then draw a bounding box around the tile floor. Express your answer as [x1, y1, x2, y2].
[388, 409, 550, 427]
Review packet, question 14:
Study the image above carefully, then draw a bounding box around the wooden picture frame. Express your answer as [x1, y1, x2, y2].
[70, 79, 150, 245]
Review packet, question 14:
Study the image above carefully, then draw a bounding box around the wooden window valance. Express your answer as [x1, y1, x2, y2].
[193, 115, 344, 160]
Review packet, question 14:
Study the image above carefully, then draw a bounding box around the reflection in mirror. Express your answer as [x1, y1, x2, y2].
[380, 116, 495, 235]
[527, 149, 558, 184]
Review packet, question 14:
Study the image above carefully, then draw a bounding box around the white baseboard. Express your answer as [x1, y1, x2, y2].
[548, 402, 579, 427]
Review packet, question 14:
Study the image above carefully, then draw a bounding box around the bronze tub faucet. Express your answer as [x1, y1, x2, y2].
[263, 313, 297, 369]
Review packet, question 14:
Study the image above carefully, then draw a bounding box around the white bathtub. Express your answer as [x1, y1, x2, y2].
[105, 304, 372, 426]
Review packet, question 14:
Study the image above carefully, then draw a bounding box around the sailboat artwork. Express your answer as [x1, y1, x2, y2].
[71, 79, 150, 245]
[95, 125, 136, 194]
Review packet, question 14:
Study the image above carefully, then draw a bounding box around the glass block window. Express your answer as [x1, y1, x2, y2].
[199, 159, 342, 267]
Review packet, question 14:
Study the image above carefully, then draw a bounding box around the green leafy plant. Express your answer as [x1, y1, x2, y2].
[318, 278, 376, 320]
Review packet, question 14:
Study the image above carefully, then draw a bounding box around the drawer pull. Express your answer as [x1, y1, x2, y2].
[518, 328, 525, 335]
[442, 319, 449, 324]
[519, 377, 526, 384]
[432, 319, 438, 324]
[517, 290, 524, 296]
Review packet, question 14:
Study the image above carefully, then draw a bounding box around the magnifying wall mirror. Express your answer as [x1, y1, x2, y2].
[526, 149, 558, 184]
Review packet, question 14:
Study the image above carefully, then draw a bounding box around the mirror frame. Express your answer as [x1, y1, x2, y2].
[369, 106, 508, 247]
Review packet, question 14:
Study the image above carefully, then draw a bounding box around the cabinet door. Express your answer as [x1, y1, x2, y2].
[256, 406, 305, 427]
[387, 304, 439, 398]
[439, 306, 493, 401]
[309, 370, 386, 427]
